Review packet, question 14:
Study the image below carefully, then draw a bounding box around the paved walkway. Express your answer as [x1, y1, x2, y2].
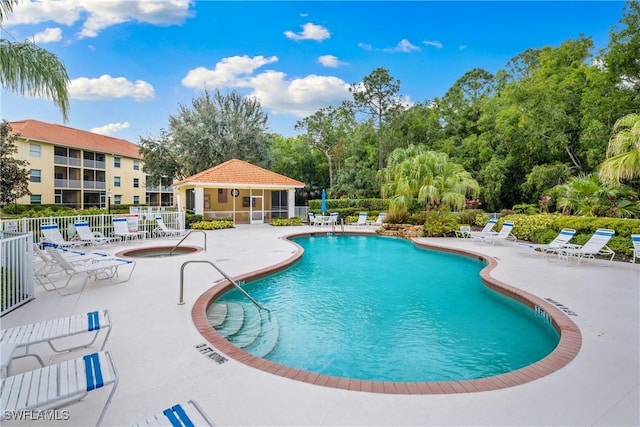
[2, 225, 639, 426]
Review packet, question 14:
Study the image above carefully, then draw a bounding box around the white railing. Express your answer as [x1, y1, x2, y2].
[1, 231, 34, 316]
[1, 212, 185, 243]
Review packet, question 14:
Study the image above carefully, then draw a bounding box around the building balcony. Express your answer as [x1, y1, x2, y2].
[83, 159, 106, 169]
[54, 179, 82, 189]
[54, 155, 81, 167]
[146, 185, 173, 192]
[83, 180, 107, 190]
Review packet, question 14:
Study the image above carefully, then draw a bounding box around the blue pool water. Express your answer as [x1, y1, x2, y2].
[217, 235, 559, 382]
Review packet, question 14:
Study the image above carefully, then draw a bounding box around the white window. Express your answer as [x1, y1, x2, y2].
[30, 169, 42, 183]
[30, 144, 41, 157]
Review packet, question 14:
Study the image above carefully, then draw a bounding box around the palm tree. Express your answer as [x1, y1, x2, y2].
[0, 0, 70, 121]
[600, 113, 640, 185]
[381, 145, 479, 214]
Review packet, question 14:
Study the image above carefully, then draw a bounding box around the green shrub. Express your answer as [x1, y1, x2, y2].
[474, 212, 490, 227]
[189, 220, 234, 230]
[423, 211, 459, 237]
[512, 203, 540, 215]
[271, 217, 303, 226]
[500, 214, 559, 241]
[457, 209, 485, 226]
[185, 214, 203, 228]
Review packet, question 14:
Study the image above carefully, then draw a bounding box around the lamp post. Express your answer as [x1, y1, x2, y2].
[106, 190, 112, 215]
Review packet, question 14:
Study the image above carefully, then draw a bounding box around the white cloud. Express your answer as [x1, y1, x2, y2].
[284, 22, 330, 41]
[182, 56, 351, 117]
[459, 45, 468, 50]
[383, 39, 420, 53]
[90, 122, 130, 135]
[358, 42, 372, 51]
[318, 55, 345, 68]
[5, 0, 194, 39]
[182, 55, 279, 88]
[423, 40, 443, 49]
[32, 27, 62, 43]
[69, 75, 155, 101]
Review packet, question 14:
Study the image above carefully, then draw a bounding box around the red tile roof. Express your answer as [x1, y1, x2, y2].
[173, 159, 305, 188]
[9, 119, 140, 158]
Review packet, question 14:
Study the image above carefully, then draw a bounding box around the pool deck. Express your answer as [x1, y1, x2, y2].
[2, 224, 639, 426]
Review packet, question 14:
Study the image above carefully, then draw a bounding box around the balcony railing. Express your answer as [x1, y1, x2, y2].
[83, 159, 106, 169]
[54, 179, 82, 188]
[83, 180, 107, 190]
[146, 185, 173, 192]
[54, 155, 81, 167]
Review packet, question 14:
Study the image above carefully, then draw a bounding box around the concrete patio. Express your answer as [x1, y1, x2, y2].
[1, 224, 638, 426]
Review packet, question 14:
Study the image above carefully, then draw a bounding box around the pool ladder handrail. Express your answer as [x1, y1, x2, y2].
[168, 230, 207, 255]
[178, 260, 270, 315]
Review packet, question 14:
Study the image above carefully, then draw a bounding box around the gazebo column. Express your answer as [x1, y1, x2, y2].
[287, 189, 296, 218]
[194, 187, 204, 215]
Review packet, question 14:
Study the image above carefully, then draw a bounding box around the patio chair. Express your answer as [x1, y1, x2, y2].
[557, 228, 616, 265]
[0, 351, 118, 426]
[468, 219, 498, 239]
[476, 221, 517, 245]
[515, 228, 576, 256]
[33, 244, 111, 290]
[631, 235, 640, 263]
[1, 310, 112, 370]
[112, 217, 147, 242]
[367, 212, 387, 227]
[43, 246, 136, 295]
[311, 213, 325, 226]
[308, 212, 315, 225]
[352, 212, 369, 226]
[153, 216, 185, 237]
[327, 212, 339, 226]
[74, 221, 119, 246]
[455, 225, 472, 238]
[40, 223, 81, 248]
[132, 399, 216, 427]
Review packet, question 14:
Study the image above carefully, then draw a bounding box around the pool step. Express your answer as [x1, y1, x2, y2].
[209, 301, 279, 358]
[210, 302, 244, 337]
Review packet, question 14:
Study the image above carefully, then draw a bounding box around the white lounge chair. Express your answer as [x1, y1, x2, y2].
[352, 212, 368, 226]
[0, 350, 118, 426]
[557, 228, 616, 265]
[1, 310, 112, 370]
[153, 216, 185, 237]
[631, 235, 640, 263]
[468, 219, 498, 239]
[367, 212, 386, 227]
[132, 399, 216, 427]
[310, 213, 325, 226]
[327, 212, 339, 226]
[455, 225, 472, 238]
[33, 245, 110, 290]
[40, 223, 80, 248]
[74, 221, 119, 246]
[515, 228, 576, 256]
[112, 217, 147, 242]
[476, 221, 517, 245]
[44, 247, 136, 295]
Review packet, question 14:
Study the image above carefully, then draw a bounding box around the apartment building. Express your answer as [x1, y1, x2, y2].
[8, 119, 173, 209]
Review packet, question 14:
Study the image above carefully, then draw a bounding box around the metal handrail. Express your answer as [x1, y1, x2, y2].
[178, 260, 269, 315]
[168, 230, 207, 255]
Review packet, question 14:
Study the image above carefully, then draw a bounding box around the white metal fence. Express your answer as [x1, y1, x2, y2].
[1, 231, 34, 316]
[0, 212, 185, 243]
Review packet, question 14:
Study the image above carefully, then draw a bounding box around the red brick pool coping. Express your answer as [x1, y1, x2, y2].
[192, 232, 582, 394]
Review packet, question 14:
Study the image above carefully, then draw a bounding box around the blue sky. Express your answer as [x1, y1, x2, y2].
[1, 1, 627, 143]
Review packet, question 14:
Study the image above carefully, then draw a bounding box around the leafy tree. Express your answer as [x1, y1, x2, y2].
[0, 0, 70, 121]
[600, 113, 640, 184]
[331, 122, 379, 198]
[141, 89, 271, 179]
[268, 134, 328, 204]
[139, 129, 184, 183]
[553, 173, 640, 217]
[380, 145, 479, 214]
[0, 121, 30, 206]
[350, 67, 405, 170]
[602, 0, 640, 95]
[295, 105, 354, 189]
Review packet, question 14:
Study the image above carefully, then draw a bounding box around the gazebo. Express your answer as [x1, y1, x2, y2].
[172, 159, 305, 224]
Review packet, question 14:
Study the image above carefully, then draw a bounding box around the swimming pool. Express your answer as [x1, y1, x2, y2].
[212, 235, 560, 382]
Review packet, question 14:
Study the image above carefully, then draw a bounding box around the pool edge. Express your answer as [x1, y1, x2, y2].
[192, 232, 582, 394]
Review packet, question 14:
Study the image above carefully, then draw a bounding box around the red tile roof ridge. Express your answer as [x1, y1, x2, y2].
[9, 119, 140, 158]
